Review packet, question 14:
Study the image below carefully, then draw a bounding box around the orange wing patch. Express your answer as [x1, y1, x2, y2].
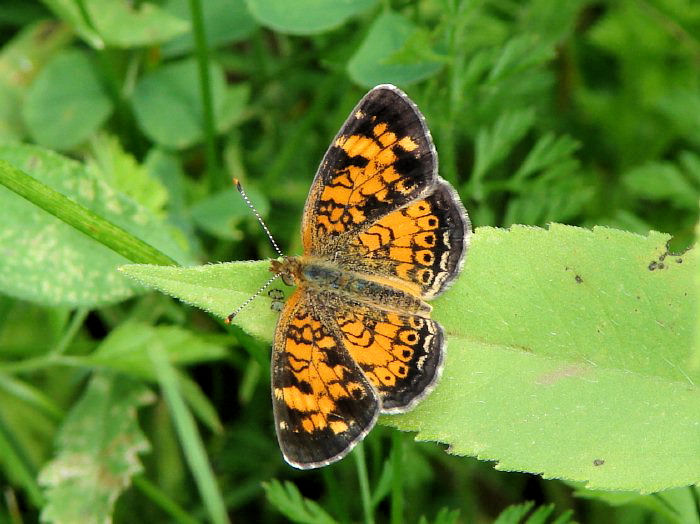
[302, 86, 438, 257]
[344, 181, 468, 299]
[315, 124, 420, 237]
[272, 289, 379, 468]
[319, 295, 445, 413]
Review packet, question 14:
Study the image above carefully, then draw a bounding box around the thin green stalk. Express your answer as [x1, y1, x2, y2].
[265, 74, 338, 184]
[322, 467, 349, 523]
[390, 432, 404, 524]
[0, 410, 43, 506]
[133, 476, 199, 524]
[52, 308, 89, 356]
[188, 0, 218, 187]
[0, 373, 64, 422]
[353, 441, 375, 524]
[148, 344, 229, 524]
[4, 488, 23, 524]
[0, 355, 86, 375]
[0, 160, 177, 266]
[690, 485, 700, 520]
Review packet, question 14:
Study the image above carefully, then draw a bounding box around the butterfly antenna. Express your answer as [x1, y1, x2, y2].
[234, 178, 283, 257]
[225, 274, 280, 324]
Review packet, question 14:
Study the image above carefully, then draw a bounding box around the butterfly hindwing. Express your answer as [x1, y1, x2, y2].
[272, 288, 380, 468]
[345, 180, 469, 299]
[317, 291, 445, 413]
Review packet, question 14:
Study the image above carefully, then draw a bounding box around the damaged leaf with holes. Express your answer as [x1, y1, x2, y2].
[38, 374, 154, 523]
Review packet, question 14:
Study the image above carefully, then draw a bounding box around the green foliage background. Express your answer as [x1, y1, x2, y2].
[0, 0, 698, 522]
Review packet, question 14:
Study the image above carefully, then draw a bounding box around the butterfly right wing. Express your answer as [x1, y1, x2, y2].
[301, 84, 438, 258]
[300, 84, 470, 300]
[272, 288, 379, 469]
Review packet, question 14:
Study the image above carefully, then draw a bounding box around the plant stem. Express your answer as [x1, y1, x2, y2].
[353, 441, 375, 524]
[0, 355, 85, 375]
[188, 0, 218, 189]
[689, 485, 700, 521]
[0, 160, 177, 266]
[148, 344, 229, 524]
[52, 308, 89, 356]
[133, 476, 199, 524]
[390, 432, 404, 524]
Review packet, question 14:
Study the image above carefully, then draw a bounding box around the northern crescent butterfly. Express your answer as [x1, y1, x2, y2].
[232, 84, 470, 469]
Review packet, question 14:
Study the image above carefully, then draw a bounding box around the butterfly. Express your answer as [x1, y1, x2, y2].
[235, 84, 470, 469]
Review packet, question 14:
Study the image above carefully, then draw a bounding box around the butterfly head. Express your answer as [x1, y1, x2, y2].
[270, 256, 302, 287]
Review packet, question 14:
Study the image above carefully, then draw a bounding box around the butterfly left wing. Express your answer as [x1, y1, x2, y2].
[272, 287, 379, 468]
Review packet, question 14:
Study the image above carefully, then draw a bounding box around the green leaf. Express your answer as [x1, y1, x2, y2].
[471, 108, 536, 186]
[89, 322, 226, 433]
[39, 373, 155, 524]
[348, 10, 442, 88]
[119, 261, 282, 342]
[0, 372, 63, 422]
[502, 170, 594, 226]
[131, 58, 241, 149]
[0, 144, 190, 307]
[622, 161, 700, 209]
[217, 83, 251, 132]
[493, 502, 535, 524]
[388, 225, 699, 493]
[84, 0, 189, 48]
[0, 398, 44, 506]
[86, 134, 169, 217]
[123, 225, 698, 492]
[245, 0, 376, 35]
[40, 0, 105, 48]
[0, 20, 73, 141]
[487, 34, 556, 84]
[263, 479, 337, 524]
[571, 484, 700, 524]
[90, 322, 228, 379]
[511, 133, 580, 183]
[418, 507, 461, 524]
[162, 0, 257, 57]
[492, 502, 573, 524]
[22, 50, 113, 150]
[190, 185, 270, 240]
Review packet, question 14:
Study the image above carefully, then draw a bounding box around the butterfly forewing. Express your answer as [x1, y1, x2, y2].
[272, 289, 379, 468]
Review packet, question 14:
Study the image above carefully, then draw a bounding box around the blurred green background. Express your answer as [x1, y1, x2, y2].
[0, 0, 698, 522]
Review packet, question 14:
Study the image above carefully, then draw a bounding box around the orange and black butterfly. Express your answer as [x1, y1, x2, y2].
[235, 85, 470, 468]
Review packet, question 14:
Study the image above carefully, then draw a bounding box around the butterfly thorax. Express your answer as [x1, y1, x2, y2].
[270, 256, 431, 315]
